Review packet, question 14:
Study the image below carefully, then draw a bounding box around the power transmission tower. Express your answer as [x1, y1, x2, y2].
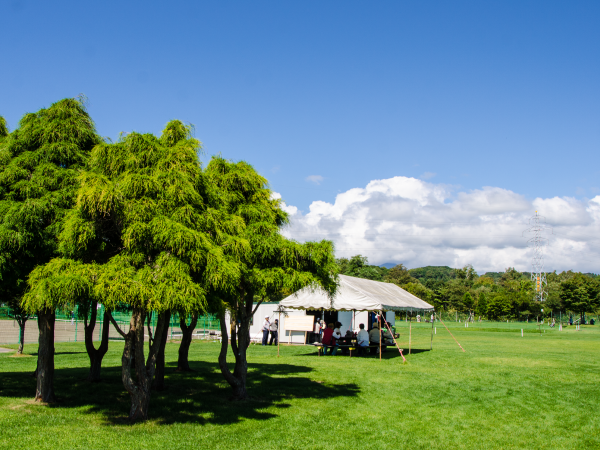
[523, 211, 552, 302]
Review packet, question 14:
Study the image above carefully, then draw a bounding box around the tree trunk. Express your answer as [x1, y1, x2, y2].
[120, 308, 168, 421]
[218, 301, 251, 401]
[35, 308, 56, 403]
[85, 303, 112, 382]
[152, 311, 171, 391]
[177, 312, 198, 371]
[17, 318, 26, 354]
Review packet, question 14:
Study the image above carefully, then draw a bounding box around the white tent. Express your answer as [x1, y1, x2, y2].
[280, 274, 434, 312]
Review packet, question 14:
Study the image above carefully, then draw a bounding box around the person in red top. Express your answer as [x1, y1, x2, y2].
[321, 323, 338, 355]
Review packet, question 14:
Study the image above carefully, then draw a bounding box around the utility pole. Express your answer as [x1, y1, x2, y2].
[523, 211, 552, 302]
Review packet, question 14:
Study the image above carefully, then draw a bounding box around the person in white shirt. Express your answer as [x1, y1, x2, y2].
[357, 323, 369, 356]
[313, 318, 322, 343]
[332, 321, 342, 340]
[262, 316, 270, 346]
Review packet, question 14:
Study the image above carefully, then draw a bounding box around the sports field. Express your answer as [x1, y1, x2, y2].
[0, 320, 598, 449]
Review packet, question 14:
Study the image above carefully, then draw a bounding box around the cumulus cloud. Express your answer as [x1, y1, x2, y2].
[271, 191, 298, 215]
[305, 175, 324, 185]
[279, 176, 600, 273]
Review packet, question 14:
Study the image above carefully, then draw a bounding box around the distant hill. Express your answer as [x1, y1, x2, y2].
[379, 262, 397, 269]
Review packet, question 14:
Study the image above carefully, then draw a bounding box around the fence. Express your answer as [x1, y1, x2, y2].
[397, 310, 599, 327]
[0, 306, 221, 345]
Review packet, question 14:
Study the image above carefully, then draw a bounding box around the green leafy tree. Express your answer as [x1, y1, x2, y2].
[2, 99, 100, 401]
[463, 292, 474, 311]
[486, 292, 511, 320]
[337, 255, 387, 281]
[475, 291, 487, 317]
[560, 274, 600, 322]
[206, 157, 337, 400]
[384, 263, 417, 285]
[27, 121, 238, 420]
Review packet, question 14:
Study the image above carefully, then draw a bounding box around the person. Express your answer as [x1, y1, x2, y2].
[262, 315, 270, 346]
[382, 325, 394, 345]
[313, 318, 322, 343]
[333, 322, 342, 341]
[321, 323, 338, 355]
[369, 321, 381, 354]
[356, 323, 369, 356]
[269, 319, 278, 345]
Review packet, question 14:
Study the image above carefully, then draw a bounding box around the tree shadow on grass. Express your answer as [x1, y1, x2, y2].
[0, 359, 360, 426]
[290, 347, 423, 359]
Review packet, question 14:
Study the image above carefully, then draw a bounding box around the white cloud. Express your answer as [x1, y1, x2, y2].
[305, 175, 324, 185]
[271, 191, 298, 216]
[280, 176, 600, 273]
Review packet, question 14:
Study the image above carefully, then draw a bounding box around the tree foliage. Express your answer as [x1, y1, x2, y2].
[0, 99, 100, 400]
[206, 157, 337, 400]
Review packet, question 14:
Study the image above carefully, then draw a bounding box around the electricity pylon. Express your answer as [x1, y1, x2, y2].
[523, 211, 552, 302]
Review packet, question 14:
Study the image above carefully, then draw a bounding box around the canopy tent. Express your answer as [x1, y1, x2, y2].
[280, 274, 434, 312]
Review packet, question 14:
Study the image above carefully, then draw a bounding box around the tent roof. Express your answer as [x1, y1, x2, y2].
[280, 274, 434, 312]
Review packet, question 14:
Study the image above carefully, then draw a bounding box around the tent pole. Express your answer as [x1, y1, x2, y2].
[383, 316, 406, 363]
[430, 311, 435, 350]
[378, 310, 382, 361]
[277, 311, 280, 357]
[409, 313, 412, 355]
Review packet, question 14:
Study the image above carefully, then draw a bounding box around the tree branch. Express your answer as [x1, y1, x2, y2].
[109, 314, 127, 338]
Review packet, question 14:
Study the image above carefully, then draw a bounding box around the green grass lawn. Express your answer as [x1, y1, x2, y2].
[1, 321, 599, 449]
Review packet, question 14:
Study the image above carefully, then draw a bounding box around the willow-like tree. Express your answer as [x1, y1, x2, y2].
[0, 99, 99, 402]
[205, 157, 338, 400]
[38, 122, 240, 420]
[0, 116, 33, 354]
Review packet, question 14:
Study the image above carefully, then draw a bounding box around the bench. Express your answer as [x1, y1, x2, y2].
[313, 343, 387, 357]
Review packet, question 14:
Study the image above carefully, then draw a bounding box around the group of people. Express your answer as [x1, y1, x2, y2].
[319, 318, 395, 356]
[261, 316, 278, 346]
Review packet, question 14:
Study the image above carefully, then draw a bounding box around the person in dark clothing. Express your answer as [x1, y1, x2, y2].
[321, 323, 338, 355]
[269, 319, 278, 345]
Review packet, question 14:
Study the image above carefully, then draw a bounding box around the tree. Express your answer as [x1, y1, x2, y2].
[463, 292, 474, 311]
[561, 274, 600, 322]
[1, 99, 100, 401]
[205, 157, 337, 400]
[475, 291, 487, 317]
[385, 264, 417, 285]
[28, 121, 238, 419]
[337, 255, 387, 281]
[486, 292, 511, 320]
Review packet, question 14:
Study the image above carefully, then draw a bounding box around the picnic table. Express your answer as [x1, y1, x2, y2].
[313, 340, 389, 357]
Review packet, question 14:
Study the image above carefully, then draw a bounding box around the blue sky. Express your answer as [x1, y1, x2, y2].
[2, 1, 600, 270]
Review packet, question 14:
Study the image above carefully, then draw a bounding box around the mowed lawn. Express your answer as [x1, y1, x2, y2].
[0, 321, 599, 449]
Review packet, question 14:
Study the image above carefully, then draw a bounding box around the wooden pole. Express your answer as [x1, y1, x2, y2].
[409, 313, 412, 355]
[430, 312, 435, 350]
[378, 310, 382, 361]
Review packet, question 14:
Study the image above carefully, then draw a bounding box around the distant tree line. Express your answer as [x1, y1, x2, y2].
[337, 255, 600, 322]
